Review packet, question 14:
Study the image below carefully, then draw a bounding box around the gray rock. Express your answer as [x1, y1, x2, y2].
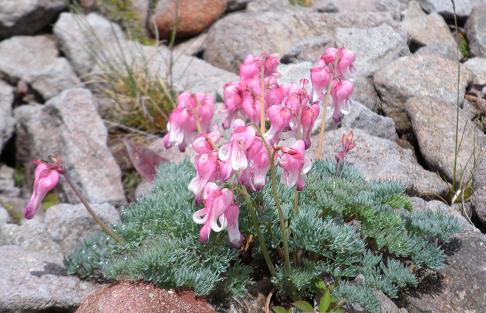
[472, 149, 486, 226]
[335, 24, 410, 76]
[341, 102, 398, 141]
[204, 10, 394, 72]
[402, 2, 457, 60]
[0, 165, 20, 198]
[44, 202, 120, 254]
[173, 32, 208, 56]
[417, 0, 473, 19]
[373, 54, 470, 132]
[405, 96, 483, 183]
[15, 88, 126, 205]
[0, 35, 80, 100]
[307, 128, 448, 198]
[466, 5, 486, 57]
[0, 0, 68, 38]
[406, 231, 486, 313]
[464, 57, 486, 85]
[54, 12, 125, 76]
[0, 245, 100, 312]
[227, 0, 253, 11]
[135, 180, 152, 199]
[410, 197, 479, 233]
[375, 290, 408, 313]
[277, 62, 312, 86]
[0, 219, 63, 256]
[0, 206, 9, 225]
[0, 80, 14, 152]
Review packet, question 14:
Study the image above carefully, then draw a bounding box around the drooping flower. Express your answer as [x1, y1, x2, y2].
[265, 105, 292, 144]
[330, 79, 354, 123]
[24, 160, 61, 219]
[300, 103, 320, 149]
[310, 59, 332, 101]
[279, 140, 311, 191]
[218, 119, 256, 180]
[335, 130, 356, 162]
[163, 92, 214, 152]
[222, 82, 243, 129]
[192, 183, 242, 247]
[321, 47, 355, 76]
[238, 137, 270, 192]
[188, 152, 221, 202]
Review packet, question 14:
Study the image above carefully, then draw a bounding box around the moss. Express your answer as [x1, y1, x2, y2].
[0, 199, 22, 223]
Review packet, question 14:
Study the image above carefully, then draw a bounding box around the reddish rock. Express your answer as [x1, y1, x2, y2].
[151, 0, 227, 39]
[76, 281, 217, 313]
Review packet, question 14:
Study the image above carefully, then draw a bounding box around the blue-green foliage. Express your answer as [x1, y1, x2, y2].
[65, 159, 461, 312]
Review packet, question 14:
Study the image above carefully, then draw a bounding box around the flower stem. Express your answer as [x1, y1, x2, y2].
[62, 172, 124, 244]
[239, 186, 276, 276]
[293, 187, 299, 214]
[315, 79, 333, 160]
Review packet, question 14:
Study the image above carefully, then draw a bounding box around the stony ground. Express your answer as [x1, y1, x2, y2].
[1, 0, 486, 312]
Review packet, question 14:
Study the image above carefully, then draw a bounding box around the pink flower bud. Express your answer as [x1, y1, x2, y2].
[335, 130, 356, 162]
[24, 161, 61, 219]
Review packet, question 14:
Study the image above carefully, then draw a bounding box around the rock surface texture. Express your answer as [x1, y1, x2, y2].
[15, 88, 125, 205]
[75, 282, 216, 313]
[466, 4, 486, 57]
[0, 80, 14, 152]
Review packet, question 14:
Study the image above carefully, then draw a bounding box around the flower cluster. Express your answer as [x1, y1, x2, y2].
[162, 49, 356, 248]
[310, 48, 355, 123]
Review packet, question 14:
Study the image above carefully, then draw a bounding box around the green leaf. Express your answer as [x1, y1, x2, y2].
[331, 308, 344, 313]
[318, 289, 331, 312]
[274, 306, 292, 313]
[293, 300, 315, 312]
[315, 280, 326, 291]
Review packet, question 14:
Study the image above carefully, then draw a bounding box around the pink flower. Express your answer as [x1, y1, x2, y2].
[223, 82, 243, 128]
[279, 140, 312, 191]
[330, 79, 353, 123]
[238, 137, 270, 192]
[310, 59, 332, 101]
[192, 126, 221, 155]
[240, 53, 280, 82]
[192, 183, 242, 247]
[188, 152, 221, 201]
[265, 105, 292, 144]
[300, 103, 320, 149]
[218, 120, 256, 179]
[321, 48, 355, 76]
[335, 130, 356, 162]
[24, 160, 61, 219]
[163, 92, 214, 152]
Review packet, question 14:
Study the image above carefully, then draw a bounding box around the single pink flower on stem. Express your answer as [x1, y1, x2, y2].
[240, 54, 261, 82]
[310, 59, 332, 101]
[330, 79, 354, 123]
[192, 183, 242, 247]
[321, 48, 355, 76]
[163, 92, 214, 152]
[265, 105, 292, 144]
[335, 130, 356, 162]
[218, 120, 256, 179]
[238, 137, 270, 192]
[24, 160, 61, 219]
[223, 82, 243, 128]
[300, 103, 320, 149]
[188, 152, 221, 202]
[279, 140, 312, 191]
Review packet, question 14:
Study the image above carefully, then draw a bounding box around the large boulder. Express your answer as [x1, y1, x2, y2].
[15, 88, 126, 205]
[75, 281, 216, 313]
[307, 128, 448, 198]
[44, 202, 120, 255]
[417, 0, 473, 19]
[402, 1, 457, 60]
[405, 96, 484, 182]
[151, 0, 227, 39]
[335, 24, 410, 76]
[53, 12, 125, 76]
[0, 35, 80, 100]
[472, 149, 486, 227]
[406, 231, 486, 313]
[466, 4, 486, 58]
[0, 245, 100, 312]
[464, 57, 486, 85]
[0, 165, 21, 198]
[0, 0, 68, 38]
[373, 54, 470, 132]
[0, 80, 14, 152]
[204, 10, 394, 72]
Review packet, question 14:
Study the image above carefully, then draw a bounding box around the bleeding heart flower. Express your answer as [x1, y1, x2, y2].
[192, 183, 242, 247]
[310, 59, 332, 101]
[238, 137, 270, 192]
[265, 105, 292, 144]
[218, 120, 256, 179]
[188, 152, 221, 202]
[279, 140, 312, 191]
[300, 103, 320, 149]
[24, 160, 61, 219]
[223, 82, 243, 128]
[321, 48, 355, 76]
[330, 79, 354, 123]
